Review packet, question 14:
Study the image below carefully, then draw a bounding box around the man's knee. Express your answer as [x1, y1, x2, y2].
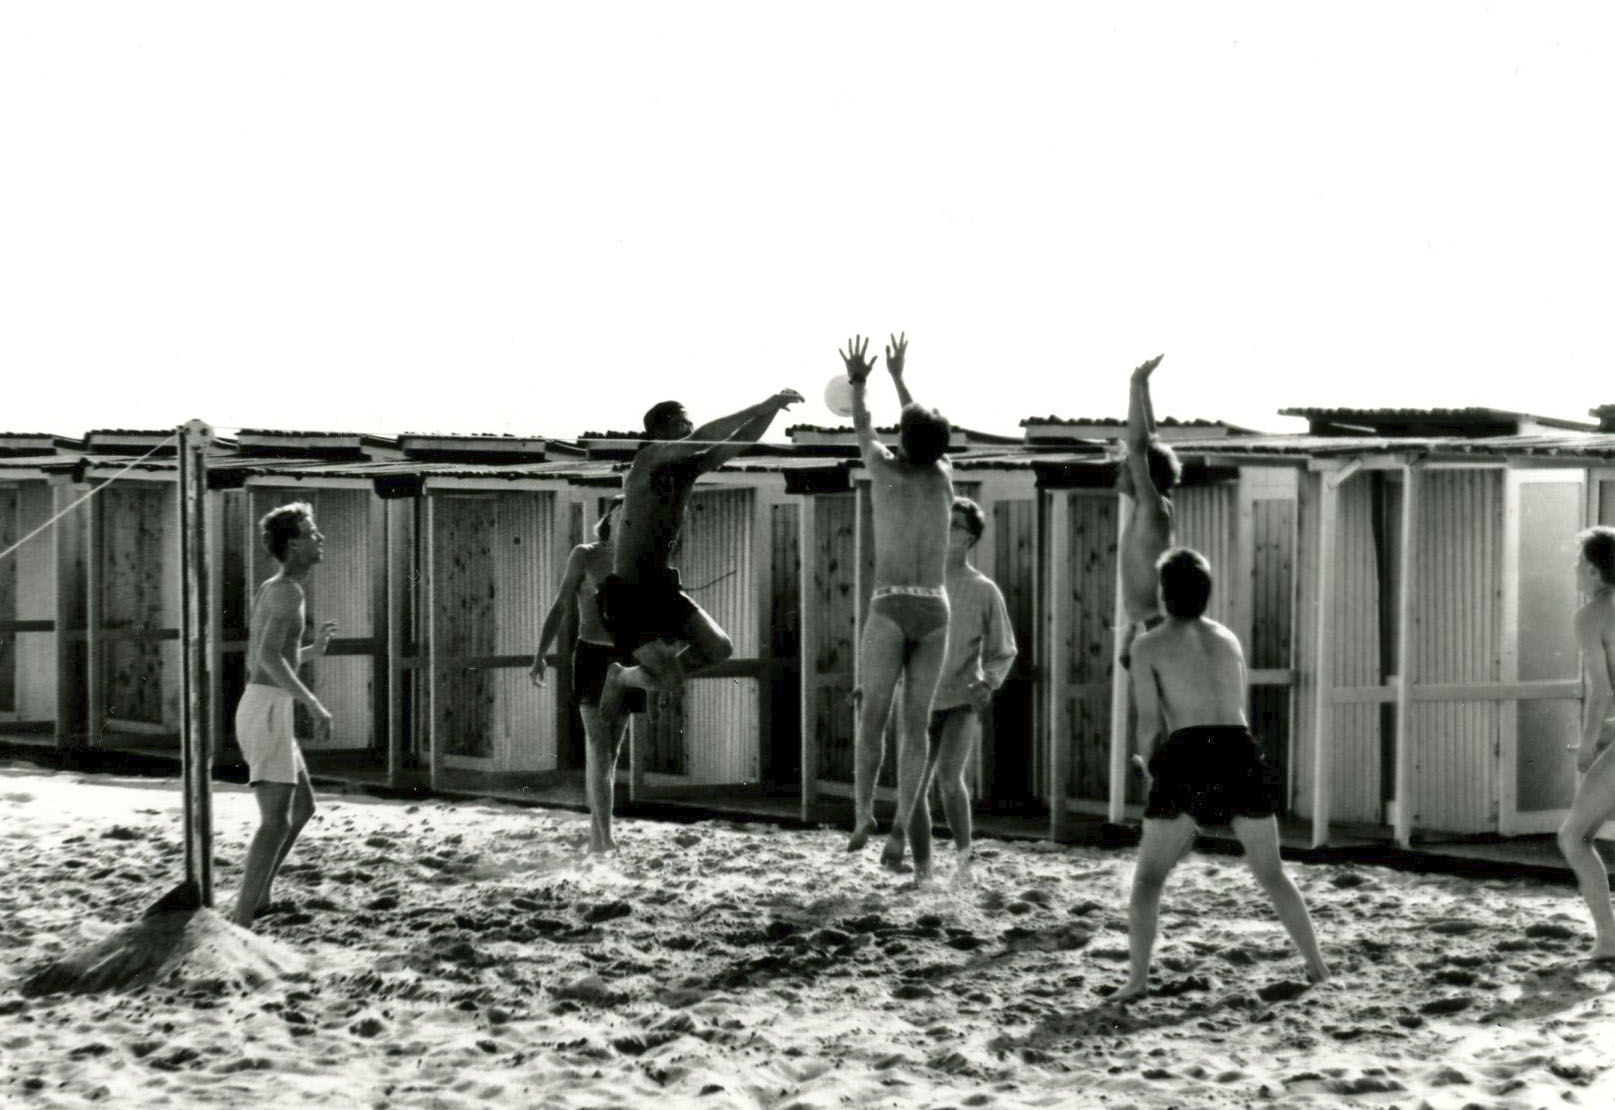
[706, 631, 733, 664]
[1558, 817, 1595, 853]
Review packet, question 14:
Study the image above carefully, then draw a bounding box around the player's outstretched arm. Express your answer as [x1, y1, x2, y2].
[843, 334, 891, 468]
[885, 332, 916, 409]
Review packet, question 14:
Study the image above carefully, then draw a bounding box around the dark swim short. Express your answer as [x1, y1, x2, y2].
[572, 640, 647, 714]
[1143, 725, 1282, 827]
[596, 571, 700, 657]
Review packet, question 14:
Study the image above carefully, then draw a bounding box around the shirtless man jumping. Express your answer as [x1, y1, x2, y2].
[232, 502, 337, 929]
[841, 333, 956, 881]
[1556, 526, 1615, 960]
[597, 388, 803, 722]
[1118, 355, 1180, 670]
[1117, 547, 1329, 1000]
[531, 497, 644, 854]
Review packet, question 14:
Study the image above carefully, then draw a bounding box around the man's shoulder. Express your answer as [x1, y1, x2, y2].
[1576, 598, 1615, 635]
[258, 577, 304, 610]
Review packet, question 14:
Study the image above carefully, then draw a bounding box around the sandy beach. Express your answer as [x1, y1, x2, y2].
[3, 760, 1613, 1109]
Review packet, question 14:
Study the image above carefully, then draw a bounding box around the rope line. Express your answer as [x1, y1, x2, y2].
[0, 434, 178, 567]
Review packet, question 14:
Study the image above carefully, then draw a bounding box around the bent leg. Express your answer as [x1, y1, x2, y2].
[672, 599, 733, 677]
[932, 708, 979, 883]
[1557, 747, 1615, 959]
[233, 782, 296, 928]
[1232, 815, 1331, 983]
[1117, 815, 1196, 1001]
[851, 613, 904, 851]
[887, 625, 950, 881]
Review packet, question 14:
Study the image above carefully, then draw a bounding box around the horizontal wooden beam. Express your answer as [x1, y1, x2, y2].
[1248, 668, 1296, 687]
[1330, 679, 1582, 705]
[0, 620, 55, 633]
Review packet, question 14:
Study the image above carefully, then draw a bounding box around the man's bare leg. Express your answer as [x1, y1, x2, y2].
[884, 626, 949, 879]
[1116, 815, 1196, 1001]
[581, 705, 630, 853]
[1231, 816, 1331, 983]
[930, 709, 979, 886]
[256, 771, 315, 911]
[233, 782, 296, 928]
[1557, 747, 1615, 959]
[607, 604, 736, 708]
[850, 613, 906, 851]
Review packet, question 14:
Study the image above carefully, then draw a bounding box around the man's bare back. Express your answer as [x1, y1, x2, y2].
[1130, 617, 1248, 736]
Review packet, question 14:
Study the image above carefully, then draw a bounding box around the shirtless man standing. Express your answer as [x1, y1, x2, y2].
[597, 388, 803, 721]
[919, 496, 1017, 886]
[531, 497, 644, 853]
[232, 502, 337, 929]
[1117, 355, 1180, 669]
[841, 333, 956, 881]
[1556, 526, 1615, 960]
[1117, 548, 1329, 1000]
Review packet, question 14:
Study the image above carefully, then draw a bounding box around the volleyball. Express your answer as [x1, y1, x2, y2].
[824, 374, 855, 418]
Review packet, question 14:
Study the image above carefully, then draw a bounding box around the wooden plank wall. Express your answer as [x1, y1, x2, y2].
[655, 487, 758, 783]
[990, 497, 1038, 803]
[1292, 474, 1383, 825]
[812, 493, 859, 782]
[1063, 491, 1118, 801]
[1249, 497, 1296, 799]
[1173, 483, 1236, 625]
[101, 484, 172, 730]
[486, 492, 557, 773]
[768, 502, 802, 784]
[0, 489, 16, 714]
[1409, 469, 1502, 833]
[431, 494, 497, 759]
[14, 487, 59, 721]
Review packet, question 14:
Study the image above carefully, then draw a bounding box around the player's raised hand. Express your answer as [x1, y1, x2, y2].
[839, 335, 875, 384]
[1131, 354, 1164, 380]
[771, 388, 805, 410]
[885, 332, 908, 378]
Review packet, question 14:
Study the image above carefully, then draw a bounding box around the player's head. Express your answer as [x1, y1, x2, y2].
[950, 496, 985, 551]
[595, 496, 624, 542]
[1157, 547, 1212, 619]
[898, 403, 951, 466]
[260, 501, 321, 566]
[1578, 526, 1615, 590]
[1116, 441, 1182, 498]
[643, 401, 693, 440]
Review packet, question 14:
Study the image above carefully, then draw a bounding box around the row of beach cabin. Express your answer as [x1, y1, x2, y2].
[4, 406, 1615, 847]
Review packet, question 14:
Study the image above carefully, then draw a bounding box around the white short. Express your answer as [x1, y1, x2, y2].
[234, 684, 308, 786]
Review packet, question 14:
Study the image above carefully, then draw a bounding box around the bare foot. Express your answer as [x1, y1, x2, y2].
[1589, 943, 1615, 964]
[1111, 978, 1149, 1003]
[1307, 962, 1332, 985]
[880, 835, 908, 873]
[847, 820, 878, 852]
[951, 858, 975, 889]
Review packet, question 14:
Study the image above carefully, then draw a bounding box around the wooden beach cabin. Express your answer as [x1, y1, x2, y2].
[1265, 407, 1612, 848]
[0, 435, 89, 748]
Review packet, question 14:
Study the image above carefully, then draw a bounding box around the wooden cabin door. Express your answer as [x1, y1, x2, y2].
[1498, 469, 1586, 835]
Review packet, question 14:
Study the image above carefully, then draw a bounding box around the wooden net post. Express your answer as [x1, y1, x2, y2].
[178, 420, 215, 906]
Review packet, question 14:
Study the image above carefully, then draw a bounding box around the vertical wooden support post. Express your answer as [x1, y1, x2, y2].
[1309, 470, 1341, 848]
[85, 481, 104, 749]
[177, 420, 214, 906]
[385, 498, 408, 786]
[368, 494, 387, 775]
[424, 494, 442, 793]
[53, 483, 83, 749]
[1046, 492, 1071, 841]
[799, 495, 819, 820]
[1107, 494, 1132, 825]
[206, 489, 224, 758]
[1392, 463, 1420, 848]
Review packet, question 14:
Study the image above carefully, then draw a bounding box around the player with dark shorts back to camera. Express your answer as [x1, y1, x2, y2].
[919, 496, 1017, 887]
[596, 387, 803, 725]
[840, 333, 956, 883]
[531, 497, 645, 854]
[1117, 355, 1180, 670]
[1117, 547, 1330, 1001]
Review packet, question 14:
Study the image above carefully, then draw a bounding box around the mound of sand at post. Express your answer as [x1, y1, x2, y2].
[3, 759, 1615, 1109]
[21, 901, 304, 997]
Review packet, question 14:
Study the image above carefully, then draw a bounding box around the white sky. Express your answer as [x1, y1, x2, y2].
[2, 2, 1611, 441]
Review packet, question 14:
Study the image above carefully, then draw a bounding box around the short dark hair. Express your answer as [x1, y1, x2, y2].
[899, 403, 951, 466]
[1157, 547, 1212, 619]
[595, 496, 624, 542]
[1581, 527, 1615, 586]
[1146, 441, 1182, 495]
[260, 502, 314, 563]
[952, 496, 985, 546]
[643, 401, 688, 438]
